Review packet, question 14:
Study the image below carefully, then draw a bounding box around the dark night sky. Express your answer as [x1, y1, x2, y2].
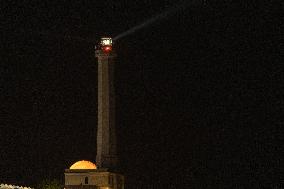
[0, 0, 282, 188]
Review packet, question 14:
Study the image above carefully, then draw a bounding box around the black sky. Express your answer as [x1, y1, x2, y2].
[0, 1, 282, 188]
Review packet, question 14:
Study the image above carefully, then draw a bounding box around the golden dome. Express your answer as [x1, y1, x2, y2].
[70, 160, 97, 169]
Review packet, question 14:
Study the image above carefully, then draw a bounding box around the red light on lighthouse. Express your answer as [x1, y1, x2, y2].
[103, 46, 112, 52]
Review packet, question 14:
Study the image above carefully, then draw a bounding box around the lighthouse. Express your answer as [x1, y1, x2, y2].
[95, 37, 118, 169]
[65, 37, 124, 189]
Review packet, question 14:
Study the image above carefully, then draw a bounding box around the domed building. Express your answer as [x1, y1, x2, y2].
[64, 38, 124, 189]
[65, 160, 123, 189]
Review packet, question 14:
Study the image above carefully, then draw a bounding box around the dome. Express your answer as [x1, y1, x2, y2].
[70, 160, 97, 169]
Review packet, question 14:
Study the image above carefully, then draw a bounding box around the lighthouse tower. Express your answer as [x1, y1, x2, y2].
[95, 37, 118, 169]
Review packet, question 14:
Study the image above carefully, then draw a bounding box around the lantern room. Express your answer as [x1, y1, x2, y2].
[98, 37, 113, 52]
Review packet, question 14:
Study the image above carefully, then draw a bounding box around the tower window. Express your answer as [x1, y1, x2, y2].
[109, 175, 113, 185]
[85, 177, 88, 184]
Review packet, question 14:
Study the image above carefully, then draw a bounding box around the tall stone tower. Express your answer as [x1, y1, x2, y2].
[95, 37, 118, 169]
[65, 37, 124, 189]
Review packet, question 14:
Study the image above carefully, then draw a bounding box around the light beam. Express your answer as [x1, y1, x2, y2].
[113, 0, 201, 41]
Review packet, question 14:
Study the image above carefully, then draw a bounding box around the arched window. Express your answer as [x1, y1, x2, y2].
[85, 177, 88, 184]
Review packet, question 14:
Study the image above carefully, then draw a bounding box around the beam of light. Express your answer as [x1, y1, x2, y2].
[113, 0, 201, 41]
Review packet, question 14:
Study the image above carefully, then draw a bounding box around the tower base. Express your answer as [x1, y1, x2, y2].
[65, 169, 124, 189]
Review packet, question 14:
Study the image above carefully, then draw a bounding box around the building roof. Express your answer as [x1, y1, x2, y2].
[69, 160, 97, 169]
